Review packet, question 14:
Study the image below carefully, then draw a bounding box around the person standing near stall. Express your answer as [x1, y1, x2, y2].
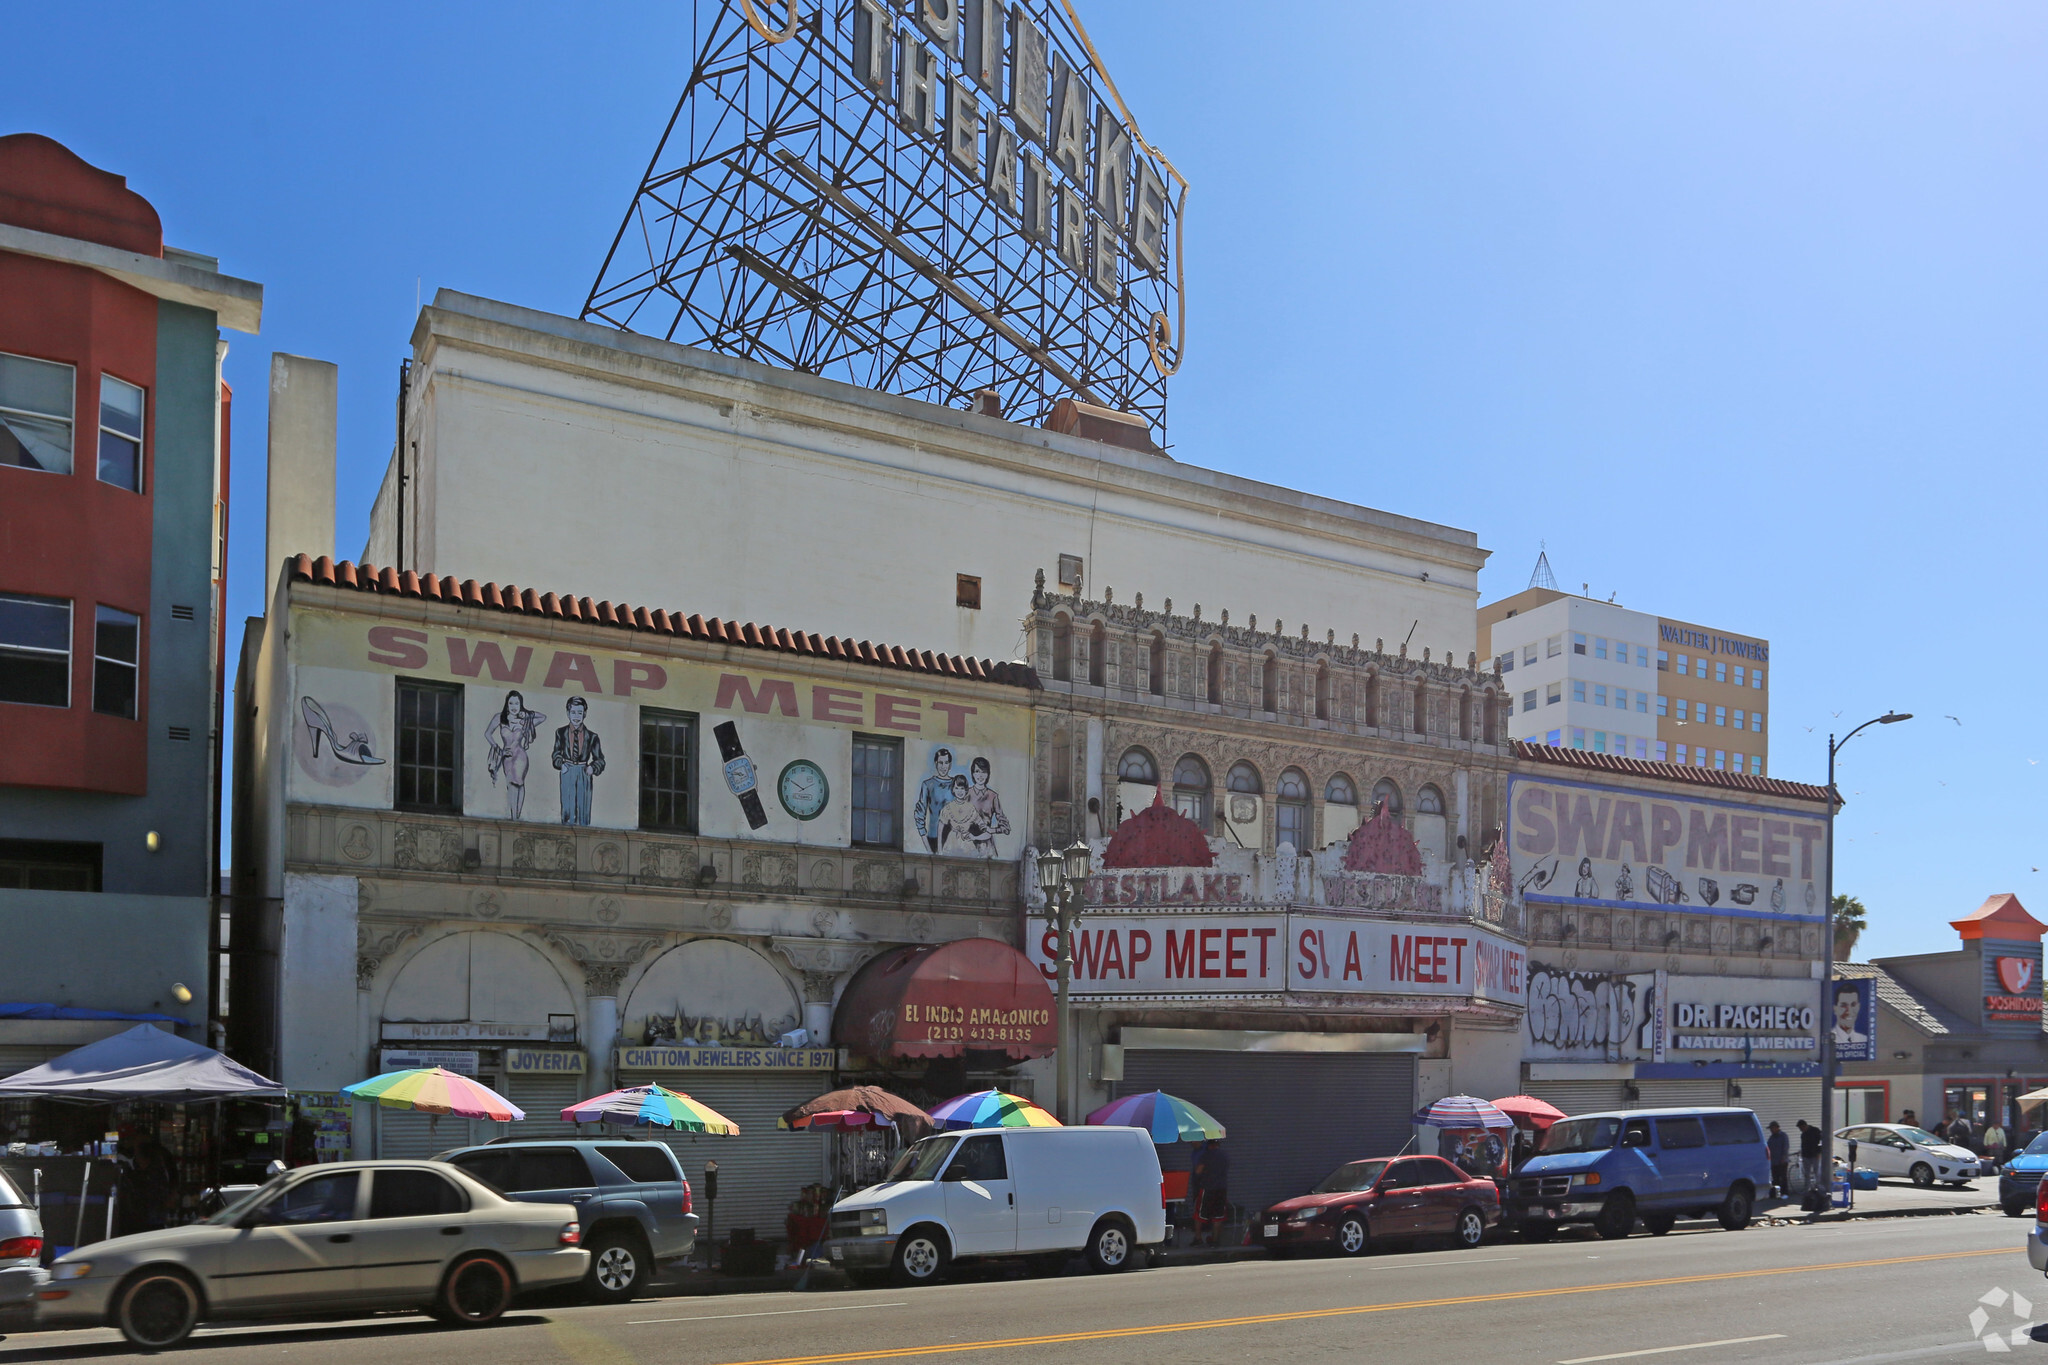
[1188, 1139, 1230, 1247]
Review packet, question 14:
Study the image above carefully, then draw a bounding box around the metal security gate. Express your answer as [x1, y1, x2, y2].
[1524, 1081, 1628, 1118]
[378, 1108, 482, 1158]
[1634, 1079, 1734, 1110]
[507, 1072, 584, 1139]
[1735, 1078, 1823, 1134]
[620, 1073, 827, 1245]
[1120, 1051, 1416, 1220]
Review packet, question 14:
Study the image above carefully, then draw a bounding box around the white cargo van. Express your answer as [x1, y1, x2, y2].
[823, 1126, 1167, 1285]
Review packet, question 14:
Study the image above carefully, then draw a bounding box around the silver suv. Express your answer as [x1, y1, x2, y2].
[436, 1140, 697, 1302]
[0, 1167, 46, 1334]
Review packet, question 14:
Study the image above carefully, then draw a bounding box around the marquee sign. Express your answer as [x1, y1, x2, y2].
[584, 0, 1186, 438]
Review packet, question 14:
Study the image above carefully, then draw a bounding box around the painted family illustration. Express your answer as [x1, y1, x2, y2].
[911, 745, 1011, 857]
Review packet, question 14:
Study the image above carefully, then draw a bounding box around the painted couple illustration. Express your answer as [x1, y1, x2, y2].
[487, 690, 605, 824]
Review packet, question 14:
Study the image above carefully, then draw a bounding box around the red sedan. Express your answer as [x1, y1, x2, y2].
[1257, 1155, 1500, 1256]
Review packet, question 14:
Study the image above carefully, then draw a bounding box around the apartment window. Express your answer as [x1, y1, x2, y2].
[1732, 665, 1745, 687]
[1714, 750, 1726, 770]
[1496, 651, 1513, 673]
[1594, 637, 1608, 660]
[1592, 731, 1607, 753]
[955, 574, 981, 609]
[98, 375, 144, 491]
[395, 680, 463, 812]
[1633, 737, 1648, 760]
[1750, 755, 1763, 775]
[1546, 729, 1563, 747]
[1572, 681, 1587, 703]
[850, 735, 902, 847]
[1593, 685, 1607, 707]
[1714, 661, 1727, 683]
[1654, 740, 1668, 761]
[1676, 744, 1688, 765]
[1732, 752, 1745, 772]
[1656, 695, 1668, 717]
[1695, 700, 1709, 723]
[1571, 728, 1586, 749]
[1636, 645, 1650, 667]
[1676, 655, 1689, 676]
[1546, 683, 1561, 705]
[0, 592, 71, 707]
[1172, 755, 1212, 831]
[1753, 670, 1764, 689]
[1715, 706, 1726, 726]
[1523, 644, 1537, 666]
[1572, 632, 1587, 655]
[1614, 687, 1628, 709]
[0, 839, 101, 891]
[0, 352, 75, 475]
[638, 708, 697, 832]
[1276, 768, 1310, 852]
[1733, 710, 1746, 731]
[1522, 689, 1536, 713]
[1656, 650, 1669, 671]
[1635, 691, 1648, 713]
[91, 605, 140, 718]
[1753, 713, 1764, 736]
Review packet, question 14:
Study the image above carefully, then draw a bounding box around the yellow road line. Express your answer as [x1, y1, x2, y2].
[713, 1247, 2009, 1365]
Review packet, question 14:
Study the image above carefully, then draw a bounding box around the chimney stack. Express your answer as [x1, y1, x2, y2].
[265, 354, 337, 598]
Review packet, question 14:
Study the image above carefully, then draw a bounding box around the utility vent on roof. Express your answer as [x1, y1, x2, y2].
[171, 604, 195, 620]
[167, 726, 192, 742]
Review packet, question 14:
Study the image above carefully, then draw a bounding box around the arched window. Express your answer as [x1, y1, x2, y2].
[1413, 682, 1428, 734]
[1051, 615, 1072, 682]
[1315, 662, 1331, 721]
[1372, 778, 1403, 816]
[1089, 620, 1107, 686]
[1207, 644, 1222, 705]
[1172, 755, 1212, 830]
[1276, 767, 1311, 851]
[1458, 688, 1472, 741]
[1325, 773, 1358, 806]
[1149, 633, 1165, 696]
[1417, 784, 1445, 815]
[1483, 690, 1499, 744]
[1117, 748, 1159, 784]
[1365, 671, 1380, 728]
[1227, 761, 1263, 794]
[1262, 654, 1278, 712]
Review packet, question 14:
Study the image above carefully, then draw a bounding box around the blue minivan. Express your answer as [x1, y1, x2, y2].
[1505, 1107, 1771, 1240]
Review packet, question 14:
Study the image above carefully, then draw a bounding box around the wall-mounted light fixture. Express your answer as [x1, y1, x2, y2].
[145, 831, 161, 853]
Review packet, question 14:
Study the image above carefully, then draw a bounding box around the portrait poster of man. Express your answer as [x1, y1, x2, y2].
[1829, 977, 1875, 1062]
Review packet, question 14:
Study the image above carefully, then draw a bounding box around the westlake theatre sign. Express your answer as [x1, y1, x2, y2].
[584, 0, 1186, 436]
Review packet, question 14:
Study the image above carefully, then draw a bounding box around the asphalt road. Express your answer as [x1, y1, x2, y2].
[9, 1214, 2040, 1365]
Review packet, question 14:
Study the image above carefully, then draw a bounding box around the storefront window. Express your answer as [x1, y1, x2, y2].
[1942, 1083, 1992, 1132]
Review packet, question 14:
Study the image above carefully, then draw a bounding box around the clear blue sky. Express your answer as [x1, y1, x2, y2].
[10, 3, 2042, 958]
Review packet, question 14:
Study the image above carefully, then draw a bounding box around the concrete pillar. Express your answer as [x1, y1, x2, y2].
[266, 354, 337, 592]
[804, 1001, 832, 1046]
[586, 994, 619, 1094]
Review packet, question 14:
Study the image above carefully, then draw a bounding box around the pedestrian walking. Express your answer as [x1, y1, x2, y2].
[1984, 1120, 2008, 1162]
[1900, 1109, 1918, 1129]
[1189, 1139, 1230, 1247]
[1932, 1112, 1953, 1141]
[1951, 1114, 1975, 1152]
[1766, 1121, 1791, 1197]
[1797, 1119, 1824, 1199]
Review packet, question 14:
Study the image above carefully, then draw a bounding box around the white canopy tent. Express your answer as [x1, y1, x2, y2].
[0, 1024, 285, 1103]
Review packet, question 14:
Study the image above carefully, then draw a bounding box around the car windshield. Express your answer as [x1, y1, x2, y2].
[1542, 1117, 1623, 1154]
[1892, 1127, 1941, 1147]
[881, 1136, 959, 1184]
[1312, 1160, 1389, 1193]
[2025, 1133, 2048, 1157]
[204, 1172, 293, 1226]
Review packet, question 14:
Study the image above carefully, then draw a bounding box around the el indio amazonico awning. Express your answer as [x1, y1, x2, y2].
[836, 939, 1056, 1062]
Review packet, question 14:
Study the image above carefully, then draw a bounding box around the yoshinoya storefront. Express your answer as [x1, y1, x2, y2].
[1025, 798, 1529, 1217]
[1509, 745, 1834, 1130]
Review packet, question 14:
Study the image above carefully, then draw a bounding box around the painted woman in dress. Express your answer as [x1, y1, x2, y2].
[486, 690, 547, 820]
[966, 756, 1010, 858]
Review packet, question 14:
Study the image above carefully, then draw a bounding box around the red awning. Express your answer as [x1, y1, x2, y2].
[835, 939, 1056, 1062]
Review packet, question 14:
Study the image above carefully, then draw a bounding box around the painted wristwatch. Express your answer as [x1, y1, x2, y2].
[713, 720, 769, 829]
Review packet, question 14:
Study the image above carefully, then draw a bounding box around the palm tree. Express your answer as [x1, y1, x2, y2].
[1832, 894, 1868, 962]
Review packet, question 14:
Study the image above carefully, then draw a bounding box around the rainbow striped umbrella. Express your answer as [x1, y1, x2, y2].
[928, 1089, 1061, 1130]
[562, 1084, 738, 1134]
[342, 1067, 524, 1121]
[1084, 1091, 1225, 1144]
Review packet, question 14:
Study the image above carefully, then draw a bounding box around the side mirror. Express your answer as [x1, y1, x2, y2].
[1623, 1129, 1651, 1148]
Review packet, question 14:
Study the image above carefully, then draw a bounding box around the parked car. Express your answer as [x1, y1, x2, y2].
[437, 1138, 697, 1302]
[1834, 1124, 1980, 1188]
[36, 1160, 586, 1350]
[1507, 1107, 1769, 1240]
[823, 1126, 1166, 1286]
[0, 1167, 46, 1334]
[2028, 1174, 2048, 1274]
[1999, 1133, 2048, 1216]
[1256, 1155, 1498, 1257]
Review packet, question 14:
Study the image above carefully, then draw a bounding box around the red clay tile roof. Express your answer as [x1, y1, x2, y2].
[287, 555, 1041, 689]
[1512, 740, 1830, 804]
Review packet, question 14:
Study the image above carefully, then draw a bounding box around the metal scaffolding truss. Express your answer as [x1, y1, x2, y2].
[582, 0, 1183, 438]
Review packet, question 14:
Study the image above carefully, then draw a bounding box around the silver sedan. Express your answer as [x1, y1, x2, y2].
[36, 1160, 588, 1349]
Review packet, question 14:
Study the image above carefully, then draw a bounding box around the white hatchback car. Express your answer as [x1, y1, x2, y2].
[36, 1160, 587, 1349]
[1835, 1124, 1983, 1187]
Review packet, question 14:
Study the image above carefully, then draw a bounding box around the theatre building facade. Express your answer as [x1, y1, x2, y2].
[1021, 588, 1527, 1216]
[233, 556, 1051, 1233]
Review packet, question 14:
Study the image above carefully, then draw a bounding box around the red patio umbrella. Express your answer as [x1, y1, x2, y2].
[779, 1085, 934, 1140]
[1492, 1094, 1568, 1131]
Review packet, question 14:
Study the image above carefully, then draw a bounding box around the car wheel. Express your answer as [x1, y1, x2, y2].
[583, 1227, 649, 1303]
[1909, 1163, 1934, 1187]
[2004, 1200, 2030, 1218]
[891, 1227, 949, 1286]
[439, 1254, 513, 1327]
[1643, 1213, 1676, 1236]
[1334, 1214, 1369, 1257]
[1521, 1222, 1556, 1244]
[1717, 1183, 1753, 1232]
[115, 1269, 202, 1350]
[1594, 1191, 1635, 1240]
[1453, 1207, 1486, 1249]
[1085, 1218, 1134, 1273]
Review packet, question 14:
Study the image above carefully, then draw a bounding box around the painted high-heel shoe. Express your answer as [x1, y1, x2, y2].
[302, 696, 386, 765]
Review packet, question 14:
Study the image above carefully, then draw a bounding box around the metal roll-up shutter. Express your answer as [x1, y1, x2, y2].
[0, 1045, 66, 1075]
[621, 1073, 828, 1243]
[377, 1108, 483, 1159]
[507, 1072, 584, 1138]
[1120, 1051, 1415, 1219]
[1733, 1078, 1823, 1133]
[1524, 1081, 1628, 1118]
[1634, 1080, 1732, 1111]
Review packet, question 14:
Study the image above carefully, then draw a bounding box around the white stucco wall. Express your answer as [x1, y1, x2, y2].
[366, 292, 1487, 668]
[278, 872, 361, 1091]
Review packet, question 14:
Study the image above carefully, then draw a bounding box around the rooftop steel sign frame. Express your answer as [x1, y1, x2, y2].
[582, 0, 1187, 438]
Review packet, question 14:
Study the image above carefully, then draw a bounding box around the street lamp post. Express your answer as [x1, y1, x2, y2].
[1036, 839, 1095, 1124]
[1818, 711, 1910, 1205]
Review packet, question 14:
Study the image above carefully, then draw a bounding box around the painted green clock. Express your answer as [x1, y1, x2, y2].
[776, 759, 830, 821]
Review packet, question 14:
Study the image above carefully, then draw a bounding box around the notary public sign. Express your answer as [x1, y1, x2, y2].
[1026, 908, 1525, 1004]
